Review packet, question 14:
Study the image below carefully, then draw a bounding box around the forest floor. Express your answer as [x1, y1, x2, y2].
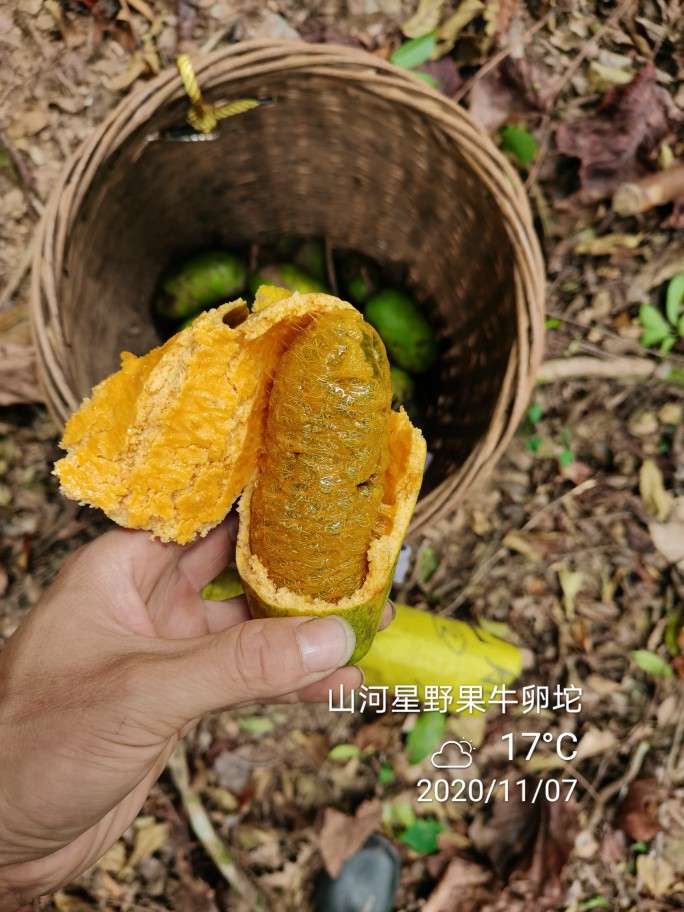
[1, 1, 683, 910]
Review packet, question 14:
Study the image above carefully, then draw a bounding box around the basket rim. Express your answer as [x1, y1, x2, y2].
[30, 38, 546, 531]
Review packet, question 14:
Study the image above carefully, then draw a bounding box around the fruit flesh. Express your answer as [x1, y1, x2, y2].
[249, 310, 392, 602]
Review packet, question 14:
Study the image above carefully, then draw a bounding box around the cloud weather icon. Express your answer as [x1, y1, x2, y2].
[430, 740, 474, 770]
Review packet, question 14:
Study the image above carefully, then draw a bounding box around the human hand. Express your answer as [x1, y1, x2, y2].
[0, 515, 389, 907]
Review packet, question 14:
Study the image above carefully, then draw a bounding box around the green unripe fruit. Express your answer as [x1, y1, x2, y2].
[293, 239, 327, 281]
[390, 366, 415, 410]
[154, 251, 247, 320]
[249, 263, 327, 299]
[364, 291, 438, 373]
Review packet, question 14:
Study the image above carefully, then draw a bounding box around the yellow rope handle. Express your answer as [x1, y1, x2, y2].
[177, 54, 262, 134]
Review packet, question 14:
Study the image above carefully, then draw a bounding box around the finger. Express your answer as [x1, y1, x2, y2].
[178, 514, 239, 591]
[378, 599, 396, 632]
[140, 615, 357, 732]
[224, 665, 363, 709]
[292, 664, 363, 703]
[203, 596, 251, 633]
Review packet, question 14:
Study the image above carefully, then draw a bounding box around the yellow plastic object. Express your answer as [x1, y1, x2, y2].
[358, 603, 521, 713]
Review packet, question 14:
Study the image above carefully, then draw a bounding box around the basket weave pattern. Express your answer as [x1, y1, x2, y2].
[31, 40, 545, 535]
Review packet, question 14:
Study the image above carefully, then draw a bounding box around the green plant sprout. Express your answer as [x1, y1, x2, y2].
[638, 272, 684, 354]
[389, 31, 439, 87]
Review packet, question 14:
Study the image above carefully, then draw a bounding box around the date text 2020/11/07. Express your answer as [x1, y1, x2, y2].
[417, 778, 578, 804]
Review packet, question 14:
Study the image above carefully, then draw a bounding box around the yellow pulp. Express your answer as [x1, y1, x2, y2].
[249, 310, 392, 601]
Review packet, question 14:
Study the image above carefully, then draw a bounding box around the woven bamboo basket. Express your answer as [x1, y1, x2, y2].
[31, 40, 545, 536]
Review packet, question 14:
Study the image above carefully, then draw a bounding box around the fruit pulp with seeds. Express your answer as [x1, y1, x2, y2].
[249, 310, 392, 602]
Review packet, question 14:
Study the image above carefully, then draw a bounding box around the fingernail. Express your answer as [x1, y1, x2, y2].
[388, 599, 397, 621]
[297, 616, 356, 672]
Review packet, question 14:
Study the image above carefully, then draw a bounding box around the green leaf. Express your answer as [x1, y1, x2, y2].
[412, 70, 439, 88]
[641, 326, 672, 348]
[417, 545, 440, 584]
[328, 743, 361, 762]
[405, 711, 447, 764]
[678, 313, 684, 339]
[666, 273, 684, 326]
[527, 402, 543, 424]
[378, 763, 394, 785]
[578, 898, 610, 910]
[632, 841, 649, 854]
[383, 801, 415, 829]
[202, 565, 244, 600]
[559, 448, 574, 467]
[630, 649, 674, 678]
[526, 435, 542, 454]
[500, 125, 538, 168]
[664, 610, 681, 657]
[238, 716, 275, 733]
[389, 32, 437, 70]
[399, 818, 445, 854]
[545, 317, 562, 329]
[638, 302, 670, 334]
[660, 335, 677, 354]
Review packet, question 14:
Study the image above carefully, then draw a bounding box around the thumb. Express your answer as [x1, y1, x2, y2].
[140, 615, 356, 730]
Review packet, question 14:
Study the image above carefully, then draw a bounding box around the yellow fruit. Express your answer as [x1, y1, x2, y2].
[55, 291, 426, 662]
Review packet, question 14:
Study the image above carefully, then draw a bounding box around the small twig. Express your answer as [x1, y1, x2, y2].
[613, 164, 684, 216]
[0, 129, 40, 217]
[438, 479, 597, 610]
[324, 238, 338, 296]
[587, 738, 651, 831]
[536, 355, 684, 386]
[167, 742, 263, 907]
[525, 0, 637, 188]
[0, 235, 35, 312]
[666, 701, 684, 786]
[453, 14, 550, 104]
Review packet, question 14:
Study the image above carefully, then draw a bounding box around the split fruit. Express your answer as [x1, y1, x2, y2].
[55, 291, 426, 663]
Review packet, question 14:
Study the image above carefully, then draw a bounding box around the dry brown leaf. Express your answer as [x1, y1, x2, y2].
[319, 798, 382, 878]
[415, 57, 463, 97]
[127, 0, 159, 25]
[402, 0, 445, 39]
[468, 57, 552, 132]
[422, 856, 492, 912]
[123, 820, 169, 871]
[639, 460, 673, 522]
[470, 775, 577, 901]
[483, 0, 521, 45]
[649, 497, 684, 568]
[52, 894, 93, 912]
[435, 0, 483, 55]
[503, 530, 563, 562]
[558, 565, 583, 617]
[0, 342, 43, 406]
[615, 779, 666, 842]
[574, 727, 617, 762]
[626, 236, 684, 304]
[7, 103, 50, 140]
[93, 839, 127, 874]
[556, 64, 680, 203]
[574, 230, 644, 256]
[637, 855, 676, 897]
